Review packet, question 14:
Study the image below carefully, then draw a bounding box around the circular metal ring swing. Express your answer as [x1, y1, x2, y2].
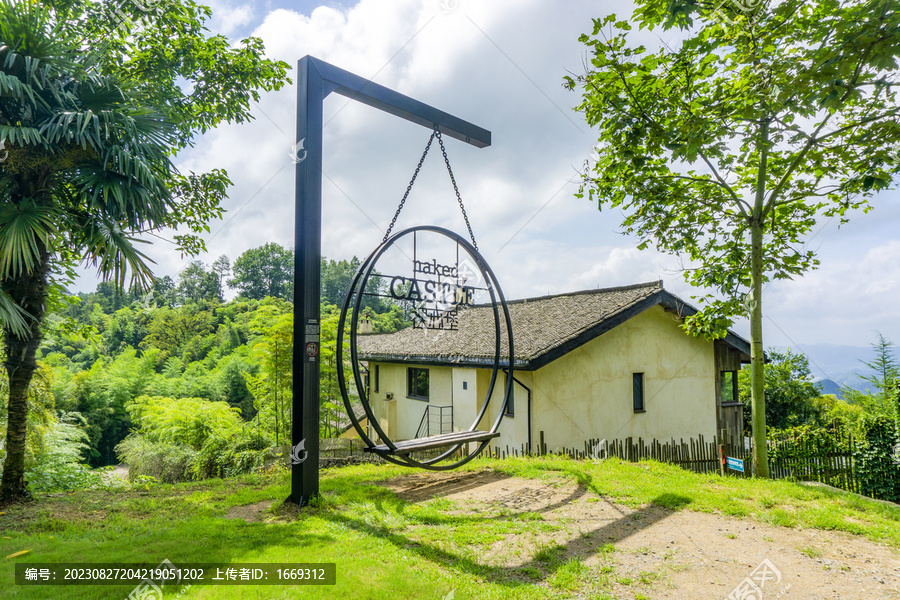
[337, 225, 514, 470]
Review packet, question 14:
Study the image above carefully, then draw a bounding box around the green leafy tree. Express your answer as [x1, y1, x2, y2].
[229, 243, 294, 300]
[321, 257, 358, 306]
[141, 307, 214, 365]
[104, 306, 151, 354]
[93, 282, 140, 314]
[56, 1, 289, 153]
[149, 275, 177, 308]
[858, 333, 898, 411]
[125, 395, 242, 450]
[0, 0, 287, 502]
[321, 256, 390, 310]
[245, 309, 293, 445]
[566, 0, 900, 475]
[738, 349, 824, 430]
[842, 332, 899, 421]
[0, 0, 287, 501]
[219, 357, 256, 420]
[0, 4, 176, 500]
[177, 261, 222, 304]
[826, 397, 868, 439]
[211, 255, 231, 291]
[319, 304, 349, 438]
[71, 348, 156, 465]
[368, 303, 410, 334]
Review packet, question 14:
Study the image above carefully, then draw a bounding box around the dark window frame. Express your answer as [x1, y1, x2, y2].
[503, 377, 515, 417]
[374, 365, 380, 393]
[720, 369, 739, 404]
[407, 367, 429, 401]
[633, 372, 645, 413]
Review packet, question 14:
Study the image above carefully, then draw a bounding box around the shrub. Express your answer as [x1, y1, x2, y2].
[25, 414, 108, 493]
[117, 430, 271, 483]
[117, 395, 272, 483]
[853, 416, 900, 502]
[767, 424, 851, 462]
[116, 435, 197, 484]
[192, 431, 271, 480]
[126, 395, 242, 449]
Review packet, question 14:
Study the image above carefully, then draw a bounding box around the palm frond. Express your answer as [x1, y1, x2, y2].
[40, 108, 102, 148]
[0, 0, 79, 75]
[0, 69, 40, 105]
[0, 123, 45, 146]
[76, 76, 127, 111]
[79, 218, 156, 292]
[0, 199, 57, 278]
[0, 287, 32, 338]
[68, 166, 168, 229]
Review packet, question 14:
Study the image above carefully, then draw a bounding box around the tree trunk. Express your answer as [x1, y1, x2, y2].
[749, 217, 769, 477]
[1, 244, 51, 503]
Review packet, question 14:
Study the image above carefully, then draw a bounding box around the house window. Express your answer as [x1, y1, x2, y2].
[633, 373, 645, 412]
[720, 370, 738, 403]
[504, 389, 515, 417]
[374, 365, 380, 393]
[407, 367, 429, 400]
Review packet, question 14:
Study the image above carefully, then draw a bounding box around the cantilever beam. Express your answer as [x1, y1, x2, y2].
[290, 56, 491, 506]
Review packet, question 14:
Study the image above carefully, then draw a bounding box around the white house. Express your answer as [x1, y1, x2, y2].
[357, 281, 749, 454]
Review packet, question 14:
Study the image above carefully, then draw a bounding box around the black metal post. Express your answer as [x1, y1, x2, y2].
[289, 56, 490, 506]
[290, 57, 324, 505]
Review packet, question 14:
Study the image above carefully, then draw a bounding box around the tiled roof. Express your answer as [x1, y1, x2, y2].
[358, 281, 697, 370]
[334, 399, 365, 433]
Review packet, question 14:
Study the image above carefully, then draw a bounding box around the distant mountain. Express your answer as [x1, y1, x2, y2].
[834, 370, 873, 393]
[775, 343, 874, 394]
[812, 378, 843, 398]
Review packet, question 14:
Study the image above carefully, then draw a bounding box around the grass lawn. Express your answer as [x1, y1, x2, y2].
[2, 456, 899, 599]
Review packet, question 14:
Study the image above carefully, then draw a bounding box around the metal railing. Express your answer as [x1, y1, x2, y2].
[415, 405, 453, 438]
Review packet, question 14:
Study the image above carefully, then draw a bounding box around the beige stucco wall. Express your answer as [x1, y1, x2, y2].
[367, 362, 455, 441]
[529, 304, 716, 452]
[477, 369, 532, 453]
[368, 304, 717, 451]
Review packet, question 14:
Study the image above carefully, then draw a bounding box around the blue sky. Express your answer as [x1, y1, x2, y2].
[74, 0, 900, 377]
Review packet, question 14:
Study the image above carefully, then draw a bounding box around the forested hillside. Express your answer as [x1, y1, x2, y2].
[3, 242, 896, 495]
[0, 244, 405, 490]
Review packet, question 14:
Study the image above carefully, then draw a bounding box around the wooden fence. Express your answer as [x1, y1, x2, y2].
[320, 430, 862, 495]
[490, 430, 861, 494]
[319, 437, 442, 462]
[724, 431, 860, 493]
[486, 431, 723, 474]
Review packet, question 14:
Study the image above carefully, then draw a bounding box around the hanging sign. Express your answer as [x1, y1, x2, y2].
[387, 248, 486, 330]
[336, 225, 515, 471]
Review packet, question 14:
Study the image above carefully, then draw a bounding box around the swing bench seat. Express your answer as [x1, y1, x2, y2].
[366, 430, 500, 456]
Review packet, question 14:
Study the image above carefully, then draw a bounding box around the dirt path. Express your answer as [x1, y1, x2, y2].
[379, 470, 900, 600]
[109, 464, 129, 480]
[99, 464, 129, 483]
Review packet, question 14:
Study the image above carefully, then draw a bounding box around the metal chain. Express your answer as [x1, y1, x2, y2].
[435, 129, 478, 250]
[383, 127, 478, 251]
[383, 132, 435, 243]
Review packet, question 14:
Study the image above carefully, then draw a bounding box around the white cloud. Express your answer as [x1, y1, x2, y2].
[69, 0, 900, 348]
[202, 0, 255, 36]
[763, 240, 900, 346]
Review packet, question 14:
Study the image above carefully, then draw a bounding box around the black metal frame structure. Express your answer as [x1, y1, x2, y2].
[337, 226, 515, 471]
[291, 56, 490, 506]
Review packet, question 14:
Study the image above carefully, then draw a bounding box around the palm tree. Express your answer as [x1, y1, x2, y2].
[0, 1, 177, 501]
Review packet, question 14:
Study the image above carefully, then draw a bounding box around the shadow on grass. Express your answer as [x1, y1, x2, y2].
[300, 468, 692, 589]
[0, 465, 696, 597]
